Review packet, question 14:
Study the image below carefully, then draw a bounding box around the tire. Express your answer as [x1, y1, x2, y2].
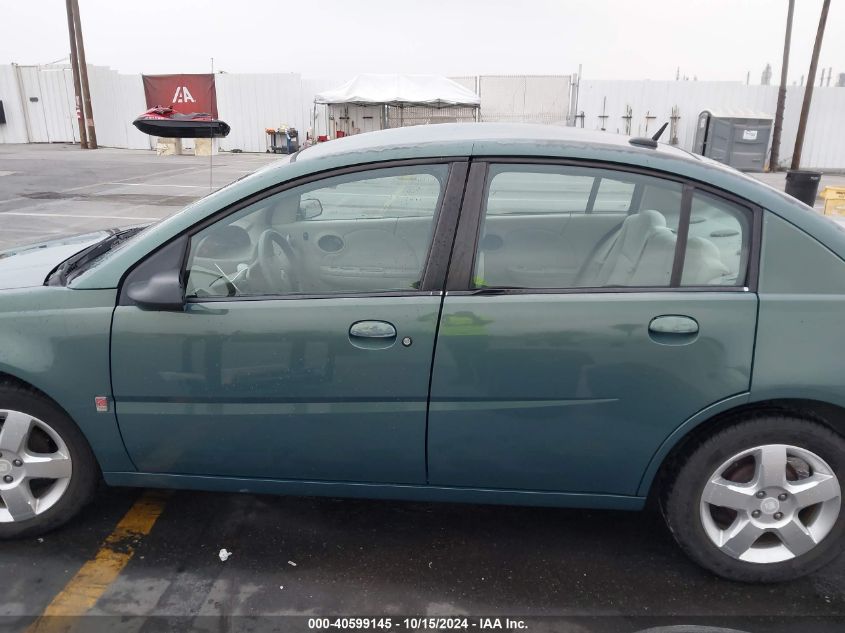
[0, 382, 99, 539]
[664, 414, 845, 582]
[634, 627, 750, 633]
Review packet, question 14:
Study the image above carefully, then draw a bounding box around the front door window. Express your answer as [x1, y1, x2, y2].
[185, 164, 449, 298]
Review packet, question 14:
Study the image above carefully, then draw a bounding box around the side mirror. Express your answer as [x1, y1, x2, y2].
[125, 269, 185, 311]
[297, 198, 323, 220]
[119, 237, 187, 311]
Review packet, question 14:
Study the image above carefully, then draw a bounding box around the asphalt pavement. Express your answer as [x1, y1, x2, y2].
[0, 143, 281, 250]
[2, 143, 845, 632]
[3, 485, 845, 632]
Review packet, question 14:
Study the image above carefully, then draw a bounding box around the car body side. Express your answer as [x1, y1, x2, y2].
[3, 124, 845, 510]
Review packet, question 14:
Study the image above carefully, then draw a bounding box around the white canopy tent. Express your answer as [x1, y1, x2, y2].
[315, 74, 481, 107]
[312, 74, 480, 139]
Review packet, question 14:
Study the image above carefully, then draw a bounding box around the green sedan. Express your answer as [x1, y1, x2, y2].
[1, 124, 844, 583]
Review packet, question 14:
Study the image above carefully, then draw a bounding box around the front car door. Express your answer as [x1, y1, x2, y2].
[428, 161, 760, 496]
[110, 160, 467, 483]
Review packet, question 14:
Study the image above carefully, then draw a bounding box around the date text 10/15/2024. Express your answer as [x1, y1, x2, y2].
[308, 618, 528, 630]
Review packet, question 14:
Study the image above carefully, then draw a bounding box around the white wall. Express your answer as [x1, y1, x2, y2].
[782, 86, 845, 170]
[215, 72, 304, 153]
[451, 75, 570, 124]
[29, 66, 77, 143]
[13, 65, 58, 143]
[2, 64, 845, 170]
[0, 65, 28, 144]
[482, 75, 571, 124]
[0, 63, 150, 149]
[87, 66, 150, 150]
[576, 80, 845, 170]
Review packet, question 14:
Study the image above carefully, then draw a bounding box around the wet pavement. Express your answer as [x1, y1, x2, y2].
[1, 485, 844, 631]
[0, 143, 281, 250]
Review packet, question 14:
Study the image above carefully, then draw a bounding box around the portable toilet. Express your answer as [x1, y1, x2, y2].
[692, 109, 774, 171]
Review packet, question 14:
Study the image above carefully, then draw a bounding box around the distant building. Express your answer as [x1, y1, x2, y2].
[761, 63, 772, 86]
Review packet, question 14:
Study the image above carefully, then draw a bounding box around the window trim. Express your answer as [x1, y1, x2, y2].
[669, 184, 694, 286]
[444, 157, 762, 295]
[585, 176, 601, 213]
[120, 157, 470, 306]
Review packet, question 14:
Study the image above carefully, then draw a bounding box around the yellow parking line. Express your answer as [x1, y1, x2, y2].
[27, 490, 169, 631]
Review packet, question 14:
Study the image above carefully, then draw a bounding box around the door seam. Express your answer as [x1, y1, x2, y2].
[424, 160, 473, 484]
[108, 304, 141, 471]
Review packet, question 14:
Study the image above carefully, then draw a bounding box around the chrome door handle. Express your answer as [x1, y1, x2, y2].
[349, 320, 397, 339]
[649, 315, 699, 335]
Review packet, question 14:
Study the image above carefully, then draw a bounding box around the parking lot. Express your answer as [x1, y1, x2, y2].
[3, 143, 845, 632]
[0, 144, 280, 250]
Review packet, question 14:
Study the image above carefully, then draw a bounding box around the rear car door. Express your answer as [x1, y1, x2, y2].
[428, 161, 760, 496]
[110, 161, 467, 483]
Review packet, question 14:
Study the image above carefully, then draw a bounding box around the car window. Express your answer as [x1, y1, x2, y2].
[682, 191, 751, 286]
[301, 171, 442, 220]
[184, 164, 448, 298]
[640, 182, 684, 227]
[593, 178, 636, 213]
[486, 171, 594, 215]
[473, 165, 682, 289]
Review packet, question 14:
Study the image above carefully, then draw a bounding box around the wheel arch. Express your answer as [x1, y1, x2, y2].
[0, 369, 94, 448]
[0, 368, 130, 473]
[0, 369, 67, 413]
[641, 396, 845, 501]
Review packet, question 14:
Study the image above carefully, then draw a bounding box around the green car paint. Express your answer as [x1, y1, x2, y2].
[110, 296, 440, 483]
[751, 212, 845, 407]
[1, 123, 844, 510]
[0, 286, 134, 471]
[428, 292, 757, 495]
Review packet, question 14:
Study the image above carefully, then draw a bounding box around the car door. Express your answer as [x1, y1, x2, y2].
[110, 161, 467, 483]
[428, 161, 760, 496]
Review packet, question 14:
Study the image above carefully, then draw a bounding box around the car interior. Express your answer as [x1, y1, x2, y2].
[184, 165, 749, 298]
[185, 167, 447, 297]
[475, 170, 748, 289]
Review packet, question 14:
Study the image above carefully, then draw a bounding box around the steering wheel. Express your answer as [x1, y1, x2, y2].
[254, 229, 301, 293]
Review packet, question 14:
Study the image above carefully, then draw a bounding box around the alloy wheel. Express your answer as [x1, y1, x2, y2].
[700, 444, 841, 564]
[0, 410, 73, 523]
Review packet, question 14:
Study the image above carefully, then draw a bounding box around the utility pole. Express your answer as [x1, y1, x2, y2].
[770, 0, 794, 172]
[71, 0, 97, 149]
[64, 0, 87, 149]
[791, 0, 830, 170]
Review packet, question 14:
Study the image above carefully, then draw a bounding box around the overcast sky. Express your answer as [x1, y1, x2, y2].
[0, 0, 842, 84]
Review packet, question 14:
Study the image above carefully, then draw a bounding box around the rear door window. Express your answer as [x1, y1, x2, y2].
[592, 178, 636, 213]
[681, 191, 752, 286]
[473, 164, 682, 289]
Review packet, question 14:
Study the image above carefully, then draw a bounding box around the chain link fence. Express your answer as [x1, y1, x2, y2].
[385, 106, 478, 128]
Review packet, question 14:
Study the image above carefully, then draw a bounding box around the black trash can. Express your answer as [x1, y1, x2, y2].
[785, 169, 822, 206]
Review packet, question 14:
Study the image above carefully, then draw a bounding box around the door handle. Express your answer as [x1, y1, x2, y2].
[349, 320, 397, 339]
[649, 315, 699, 335]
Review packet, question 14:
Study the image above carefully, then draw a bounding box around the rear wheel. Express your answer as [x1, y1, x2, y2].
[0, 383, 98, 538]
[664, 415, 845, 582]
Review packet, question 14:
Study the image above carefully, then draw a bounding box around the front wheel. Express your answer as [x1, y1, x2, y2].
[0, 383, 98, 539]
[664, 414, 845, 582]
